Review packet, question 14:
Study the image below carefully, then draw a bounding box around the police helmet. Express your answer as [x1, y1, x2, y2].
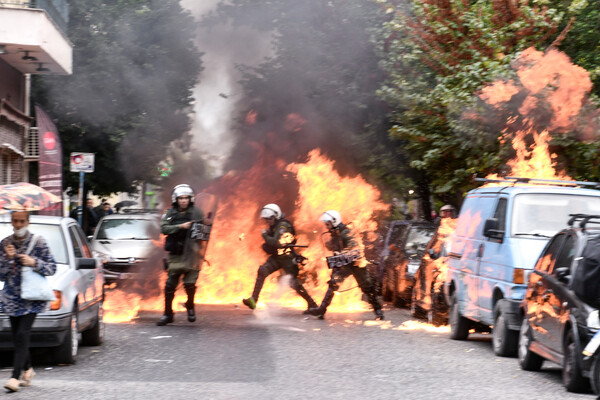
[319, 210, 342, 227]
[172, 184, 195, 204]
[440, 204, 455, 212]
[260, 203, 282, 219]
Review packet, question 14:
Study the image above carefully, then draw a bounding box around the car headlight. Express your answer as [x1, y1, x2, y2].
[588, 310, 600, 330]
[93, 250, 114, 263]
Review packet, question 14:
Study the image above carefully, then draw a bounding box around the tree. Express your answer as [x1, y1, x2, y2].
[376, 0, 563, 208]
[33, 0, 203, 195]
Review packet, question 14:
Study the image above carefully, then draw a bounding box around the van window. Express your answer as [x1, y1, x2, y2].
[554, 234, 576, 274]
[512, 194, 600, 238]
[493, 198, 508, 232]
[534, 234, 565, 273]
[454, 195, 496, 240]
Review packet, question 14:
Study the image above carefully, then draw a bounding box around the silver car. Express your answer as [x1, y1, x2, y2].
[0, 215, 104, 364]
[90, 212, 164, 283]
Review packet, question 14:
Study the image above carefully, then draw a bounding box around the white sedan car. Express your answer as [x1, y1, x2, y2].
[0, 215, 104, 364]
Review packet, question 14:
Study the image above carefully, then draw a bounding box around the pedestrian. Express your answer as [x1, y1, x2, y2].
[69, 198, 98, 236]
[94, 199, 113, 220]
[308, 210, 384, 320]
[157, 184, 205, 326]
[0, 211, 56, 392]
[242, 203, 317, 312]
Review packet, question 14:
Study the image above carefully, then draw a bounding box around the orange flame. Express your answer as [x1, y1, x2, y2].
[104, 149, 388, 322]
[479, 48, 593, 184]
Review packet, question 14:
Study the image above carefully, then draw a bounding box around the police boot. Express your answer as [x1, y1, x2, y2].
[157, 285, 175, 326]
[293, 281, 318, 314]
[184, 284, 196, 322]
[367, 291, 384, 320]
[309, 287, 335, 319]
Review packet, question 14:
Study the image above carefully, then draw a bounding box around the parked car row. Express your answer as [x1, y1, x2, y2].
[440, 177, 600, 395]
[378, 177, 600, 395]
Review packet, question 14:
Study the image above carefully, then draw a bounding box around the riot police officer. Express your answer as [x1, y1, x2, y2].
[157, 184, 205, 326]
[309, 210, 384, 320]
[242, 203, 317, 312]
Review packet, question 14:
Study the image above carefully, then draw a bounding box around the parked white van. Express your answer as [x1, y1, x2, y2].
[443, 177, 600, 356]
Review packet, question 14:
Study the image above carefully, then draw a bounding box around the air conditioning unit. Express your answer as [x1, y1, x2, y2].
[26, 126, 39, 159]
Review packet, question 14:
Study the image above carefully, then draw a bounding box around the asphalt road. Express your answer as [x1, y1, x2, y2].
[0, 304, 595, 400]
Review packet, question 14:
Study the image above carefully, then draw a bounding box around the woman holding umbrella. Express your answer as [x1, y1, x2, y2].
[0, 211, 57, 392]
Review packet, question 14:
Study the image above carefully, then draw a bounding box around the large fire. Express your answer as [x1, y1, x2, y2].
[104, 149, 388, 322]
[480, 48, 593, 184]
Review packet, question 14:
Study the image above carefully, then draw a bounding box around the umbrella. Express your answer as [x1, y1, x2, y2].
[114, 200, 137, 209]
[0, 182, 62, 211]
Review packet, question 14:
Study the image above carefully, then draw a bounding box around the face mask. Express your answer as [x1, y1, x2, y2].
[14, 227, 28, 237]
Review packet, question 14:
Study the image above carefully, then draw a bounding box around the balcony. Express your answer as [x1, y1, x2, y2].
[0, 0, 72, 75]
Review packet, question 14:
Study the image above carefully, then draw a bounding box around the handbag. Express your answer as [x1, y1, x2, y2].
[20, 235, 56, 301]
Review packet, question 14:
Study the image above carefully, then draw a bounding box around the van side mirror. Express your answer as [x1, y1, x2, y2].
[483, 218, 504, 240]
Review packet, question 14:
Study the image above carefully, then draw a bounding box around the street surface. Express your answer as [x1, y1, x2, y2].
[0, 304, 595, 399]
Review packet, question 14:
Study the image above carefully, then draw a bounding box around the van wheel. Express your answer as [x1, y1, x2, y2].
[563, 329, 588, 393]
[590, 353, 600, 396]
[449, 294, 470, 340]
[492, 301, 518, 357]
[52, 309, 79, 365]
[518, 317, 543, 371]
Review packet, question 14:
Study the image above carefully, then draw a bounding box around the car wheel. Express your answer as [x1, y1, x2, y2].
[82, 302, 105, 346]
[590, 354, 600, 396]
[410, 283, 425, 319]
[428, 285, 447, 327]
[492, 301, 518, 357]
[563, 329, 588, 393]
[449, 294, 470, 340]
[518, 317, 543, 371]
[52, 309, 79, 365]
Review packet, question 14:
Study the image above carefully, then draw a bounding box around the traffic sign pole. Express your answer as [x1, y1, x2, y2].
[78, 171, 84, 226]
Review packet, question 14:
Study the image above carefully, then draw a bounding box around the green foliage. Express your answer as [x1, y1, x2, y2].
[33, 0, 202, 195]
[375, 0, 563, 202]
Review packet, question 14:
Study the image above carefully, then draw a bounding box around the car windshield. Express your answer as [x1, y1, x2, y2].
[0, 222, 68, 264]
[96, 218, 159, 240]
[512, 193, 600, 238]
[404, 226, 435, 258]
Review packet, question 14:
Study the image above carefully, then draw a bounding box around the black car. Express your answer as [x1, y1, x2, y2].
[379, 220, 436, 307]
[410, 218, 456, 326]
[518, 214, 600, 393]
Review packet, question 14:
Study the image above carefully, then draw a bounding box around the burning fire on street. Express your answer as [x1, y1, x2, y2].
[104, 148, 388, 322]
[104, 48, 598, 327]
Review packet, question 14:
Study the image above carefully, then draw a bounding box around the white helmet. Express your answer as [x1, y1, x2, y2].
[260, 203, 282, 219]
[319, 210, 342, 227]
[172, 184, 195, 204]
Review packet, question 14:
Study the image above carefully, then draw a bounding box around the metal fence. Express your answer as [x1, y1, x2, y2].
[0, 0, 69, 34]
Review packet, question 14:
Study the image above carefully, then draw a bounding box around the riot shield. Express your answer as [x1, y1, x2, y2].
[189, 192, 218, 268]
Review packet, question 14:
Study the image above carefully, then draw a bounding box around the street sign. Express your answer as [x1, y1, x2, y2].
[70, 152, 95, 173]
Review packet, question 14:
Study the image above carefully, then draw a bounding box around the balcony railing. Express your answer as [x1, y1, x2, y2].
[0, 0, 69, 34]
